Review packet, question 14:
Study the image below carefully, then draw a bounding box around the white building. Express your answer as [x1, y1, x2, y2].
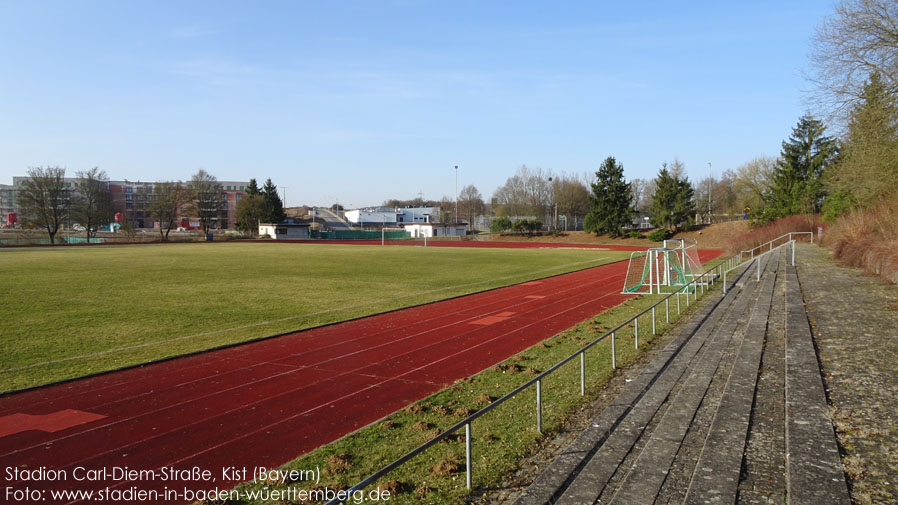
[343, 208, 397, 225]
[404, 223, 467, 238]
[397, 206, 439, 224]
[344, 206, 441, 226]
[259, 223, 310, 240]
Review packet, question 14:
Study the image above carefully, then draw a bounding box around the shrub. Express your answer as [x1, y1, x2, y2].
[648, 228, 671, 242]
[628, 231, 643, 239]
[490, 217, 512, 233]
[727, 214, 821, 253]
[822, 193, 898, 284]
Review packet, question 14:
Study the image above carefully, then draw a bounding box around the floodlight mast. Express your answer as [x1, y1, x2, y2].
[707, 162, 712, 225]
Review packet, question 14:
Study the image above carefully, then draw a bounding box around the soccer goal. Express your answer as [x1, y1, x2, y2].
[621, 247, 698, 294]
[664, 238, 705, 277]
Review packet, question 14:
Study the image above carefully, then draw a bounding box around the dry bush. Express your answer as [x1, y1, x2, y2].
[824, 195, 898, 284]
[726, 215, 821, 253]
[379, 420, 397, 430]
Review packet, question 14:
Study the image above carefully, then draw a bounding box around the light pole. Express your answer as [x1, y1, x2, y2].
[454, 165, 458, 224]
[707, 162, 712, 224]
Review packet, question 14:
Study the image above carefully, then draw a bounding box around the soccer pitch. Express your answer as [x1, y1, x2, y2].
[0, 242, 630, 392]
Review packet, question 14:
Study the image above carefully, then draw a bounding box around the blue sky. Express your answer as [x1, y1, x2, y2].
[0, 1, 834, 207]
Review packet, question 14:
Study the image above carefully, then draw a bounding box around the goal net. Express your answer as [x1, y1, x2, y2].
[622, 251, 651, 294]
[664, 238, 705, 276]
[621, 247, 697, 295]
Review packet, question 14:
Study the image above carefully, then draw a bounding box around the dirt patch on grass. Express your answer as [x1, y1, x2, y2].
[431, 405, 451, 416]
[474, 394, 494, 405]
[410, 421, 430, 431]
[453, 407, 474, 417]
[376, 480, 404, 495]
[492, 363, 522, 374]
[429, 460, 461, 476]
[325, 454, 353, 474]
[404, 404, 425, 415]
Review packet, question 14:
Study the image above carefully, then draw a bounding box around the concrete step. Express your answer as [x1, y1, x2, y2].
[605, 254, 781, 505]
[784, 265, 850, 505]
[513, 263, 758, 505]
[683, 251, 782, 505]
[737, 253, 787, 505]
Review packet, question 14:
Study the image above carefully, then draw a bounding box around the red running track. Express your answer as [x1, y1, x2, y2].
[0, 249, 720, 504]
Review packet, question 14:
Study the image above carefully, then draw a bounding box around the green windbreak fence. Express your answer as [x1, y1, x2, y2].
[0, 237, 106, 246]
[310, 230, 410, 240]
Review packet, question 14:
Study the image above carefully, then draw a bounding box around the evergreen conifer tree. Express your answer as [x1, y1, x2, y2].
[584, 156, 633, 236]
[246, 178, 261, 196]
[261, 178, 287, 224]
[650, 164, 696, 230]
[766, 115, 838, 217]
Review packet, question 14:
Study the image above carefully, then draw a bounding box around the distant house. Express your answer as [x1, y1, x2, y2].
[403, 223, 467, 238]
[344, 206, 441, 226]
[259, 223, 310, 240]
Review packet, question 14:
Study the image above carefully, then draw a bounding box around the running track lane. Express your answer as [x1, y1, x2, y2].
[0, 251, 721, 504]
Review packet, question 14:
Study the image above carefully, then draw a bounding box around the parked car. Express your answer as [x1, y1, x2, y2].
[72, 224, 86, 232]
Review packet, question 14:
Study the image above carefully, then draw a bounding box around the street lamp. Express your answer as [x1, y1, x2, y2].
[454, 165, 458, 224]
[707, 162, 712, 225]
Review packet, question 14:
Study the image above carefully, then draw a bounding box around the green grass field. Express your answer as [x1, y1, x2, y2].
[0, 242, 629, 392]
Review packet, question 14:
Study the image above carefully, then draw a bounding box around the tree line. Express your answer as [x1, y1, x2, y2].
[16, 167, 289, 243]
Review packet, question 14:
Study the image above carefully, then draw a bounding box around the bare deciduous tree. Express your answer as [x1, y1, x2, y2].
[810, 0, 898, 118]
[188, 170, 222, 235]
[492, 165, 553, 220]
[150, 181, 190, 241]
[457, 184, 485, 230]
[73, 167, 112, 240]
[19, 166, 71, 244]
[734, 156, 777, 211]
[552, 174, 591, 229]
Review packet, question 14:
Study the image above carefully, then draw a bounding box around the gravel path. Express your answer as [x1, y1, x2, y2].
[797, 243, 898, 505]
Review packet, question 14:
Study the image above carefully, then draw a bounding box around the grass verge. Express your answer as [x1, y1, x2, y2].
[226, 258, 727, 505]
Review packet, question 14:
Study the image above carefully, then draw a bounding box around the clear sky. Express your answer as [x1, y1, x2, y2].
[0, 1, 834, 207]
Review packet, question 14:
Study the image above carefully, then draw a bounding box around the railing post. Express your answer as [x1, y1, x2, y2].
[580, 352, 585, 396]
[757, 257, 761, 281]
[634, 316, 639, 349]
[611, 332, 616, 369]
[536, 379, 542, 434]
[723, 270, 727, 294]
[652, 306, 656, 335]
[665, 298, 670, 323]
[677, 292, 681, 314]
[791, 240, 795, 266]
[465, 422, 472, 489]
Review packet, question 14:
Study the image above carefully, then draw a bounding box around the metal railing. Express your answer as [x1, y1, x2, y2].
[324, 254, 744, 504]
[724, 239, 797, 294]
[740, 232, 812, 262]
